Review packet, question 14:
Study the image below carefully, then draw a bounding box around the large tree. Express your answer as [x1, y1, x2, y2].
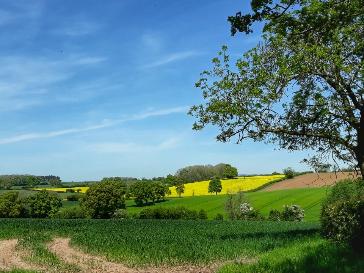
[190, 0, 364, 177]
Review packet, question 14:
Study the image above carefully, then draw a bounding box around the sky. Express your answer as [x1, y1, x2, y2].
[0, 0, 311, 181]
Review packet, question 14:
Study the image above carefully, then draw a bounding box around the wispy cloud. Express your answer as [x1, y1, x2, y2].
[142, 51, 201, 68]
[90, 137, 181, 154]
[0, 54, 108, 111]
[0, 106, 188, 145]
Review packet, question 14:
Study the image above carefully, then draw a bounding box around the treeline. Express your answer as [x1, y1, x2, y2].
[0, 175, 61, 189]
[173, 163, 238, 184]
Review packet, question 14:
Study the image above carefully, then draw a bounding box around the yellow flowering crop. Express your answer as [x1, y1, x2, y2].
[33, 187, 89, 193]
[168, 175, 284, 197]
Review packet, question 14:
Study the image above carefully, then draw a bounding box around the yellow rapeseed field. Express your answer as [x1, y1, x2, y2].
[168, 175, 285, 197]
[33, 187, 89, 193]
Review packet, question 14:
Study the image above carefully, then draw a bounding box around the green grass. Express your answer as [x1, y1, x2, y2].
[126, 187, 329, 221]
[0, 219, 319, 266]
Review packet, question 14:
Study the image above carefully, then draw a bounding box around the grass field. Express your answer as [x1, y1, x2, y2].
[126, 187, 329, 221]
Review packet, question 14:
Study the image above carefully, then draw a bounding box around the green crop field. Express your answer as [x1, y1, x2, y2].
[126, 187, 329, 222]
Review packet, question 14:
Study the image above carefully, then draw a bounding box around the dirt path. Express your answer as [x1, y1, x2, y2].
[263, 172, 358, 191]
[47, 238, 221, 273]
[0, 239, 41, 271]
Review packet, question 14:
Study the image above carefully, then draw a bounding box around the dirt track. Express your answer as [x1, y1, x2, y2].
[263, 172, 358, 191]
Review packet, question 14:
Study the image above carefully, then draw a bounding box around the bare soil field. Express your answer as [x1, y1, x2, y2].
[264, 172, 359, 191]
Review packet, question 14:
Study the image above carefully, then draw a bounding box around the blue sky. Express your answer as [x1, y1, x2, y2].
[0, 0, 310, 181]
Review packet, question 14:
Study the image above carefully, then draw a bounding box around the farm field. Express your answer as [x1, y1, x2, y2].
[0, 219, 363, 273]
[168, 175, 285, 197]
[126, 187, 329, 221]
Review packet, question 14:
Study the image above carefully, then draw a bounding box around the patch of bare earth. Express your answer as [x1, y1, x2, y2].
[0, 239, 42, 271]
[48, 238, 248, 273]
[264, 172, 358, 191]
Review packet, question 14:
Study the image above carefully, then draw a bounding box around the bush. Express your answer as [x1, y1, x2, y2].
[214, 213, 224, 220]
[65, 188, 75, 193]
[281, 205, 305, 221]
[283, 167, 295, 179]
[321, 179, 364, 250]
[113, 209, 129, 219]
[66, 194, 82, 201]
[56, 206, 86, 219]
[268, 209, 282, 221]
[81, 180, 126, 218]
[138, 206, 199, 220]
[26, 191, 62, 218]
[198, 209, 208, 219]
[238, 202, 262, 220]
[0, 192, 25, 218]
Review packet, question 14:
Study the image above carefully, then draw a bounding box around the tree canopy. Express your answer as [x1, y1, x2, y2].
[190, 0, 364, 177]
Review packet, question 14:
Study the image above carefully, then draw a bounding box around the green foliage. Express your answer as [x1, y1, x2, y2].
[65, 188, 75, 193]
[283, 167, 295, 179]
[214, 213, 224, 221]
[0, 192, 25, 218]
[175, 182, 185, 197]
[56, 206, 85, 219]
[268, 209, 281, 221]
[321, 179, 364, 250]
[66, 194, 82, 201]
[223, 164, 238, 178]
[225, 191, 247, 220]
[113, 209, 129, 219]
[208, 177, 222, 195]
[0, 175, 61, 189]
[26, 191, 62, 218]
[129, 181, 169, 206]
[175, 163, 239, 183]
[138, 206, 201, 220]
[81, 180, 126, 218]
[191, 0, 364, 177]
[281, 205, 305, 222]
[198, 209, 208, 220]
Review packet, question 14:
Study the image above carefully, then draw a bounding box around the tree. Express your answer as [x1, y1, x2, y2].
[283, 167, 295, 179]
[190, 0, 364, 178]
[129, 181, 169, 206]
[0, 192, 25, 218]
[223, 164, 238, 179]
[81, 180, 126, 218]
[175, 182, 185, 198]
[26, 191, 62, 218]
[208, 177, 222, 195]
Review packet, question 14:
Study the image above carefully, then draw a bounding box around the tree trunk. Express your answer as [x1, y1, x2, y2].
[357, 111, 364, 179]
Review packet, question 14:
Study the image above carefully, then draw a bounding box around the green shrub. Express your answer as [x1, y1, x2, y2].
[81, 181, 126, 219]
[321, 179, 364, 250]
[283, 167, 295, 179]
[65, 188, 75, 193]
[26, 191, 62, 218]
[0, 192, 25, 218]
[138, 206, 199, 220]
[66, 194, 82, 201]
[56, 206, 85, 219]
[281, 205, 305, 221]
[268, 209, 282, 221]
[214, 213, 224, 220]
[198, 209, 208, 219]
[113, 209, 129, 219]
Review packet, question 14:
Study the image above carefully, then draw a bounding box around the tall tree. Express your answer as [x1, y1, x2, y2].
[190, 0, 364, 177]
[208, 177, 222, 195]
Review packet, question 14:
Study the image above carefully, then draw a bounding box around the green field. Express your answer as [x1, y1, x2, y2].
[126, 187, 329, 222]
[0, 219, 363, 273]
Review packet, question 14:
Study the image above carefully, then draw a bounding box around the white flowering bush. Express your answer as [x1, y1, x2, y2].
[281, 205, 305, 221]
[238, 202, 261, 220]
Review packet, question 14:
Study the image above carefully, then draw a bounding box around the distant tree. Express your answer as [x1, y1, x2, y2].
[283, 168, 295, 179]
[175, 182, 185, 198]
[81, 181, 126, 218]
[223, 164, 238, 179]
[26, 191, 62, 218]
[129, 181, 169, 206]
[208, 177, 222, 195]
[0, 192, 25, 218]
[101, 177, 125, 183]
